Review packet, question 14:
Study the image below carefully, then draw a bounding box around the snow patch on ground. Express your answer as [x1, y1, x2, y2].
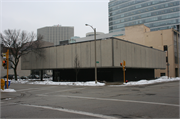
[121, 76, 180, 86]
[0, 89, 16, 92]
[10, 78, 105, 86]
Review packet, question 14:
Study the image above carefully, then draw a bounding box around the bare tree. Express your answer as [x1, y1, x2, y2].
[74, 54, 80, 82]
[0, 29, 44, 80]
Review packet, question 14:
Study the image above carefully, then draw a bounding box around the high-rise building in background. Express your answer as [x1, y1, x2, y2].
[37, 25, 74, 45]
[109, 0, 180, 33]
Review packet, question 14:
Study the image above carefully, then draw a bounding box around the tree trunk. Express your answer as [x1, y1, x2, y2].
[13, 66, 17, 81]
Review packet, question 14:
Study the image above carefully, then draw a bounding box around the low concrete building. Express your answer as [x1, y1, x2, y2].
[21, 38, 165, 82]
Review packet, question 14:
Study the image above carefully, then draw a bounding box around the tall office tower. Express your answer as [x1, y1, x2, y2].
[37, 25, 74, 45]
[109, 0, 180, 33]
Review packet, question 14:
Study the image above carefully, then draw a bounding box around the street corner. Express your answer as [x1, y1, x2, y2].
[1, 89, 19, 101]
[1, 89, 16, 93]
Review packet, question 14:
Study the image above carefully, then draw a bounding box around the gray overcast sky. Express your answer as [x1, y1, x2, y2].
[0, 0, 109, 38]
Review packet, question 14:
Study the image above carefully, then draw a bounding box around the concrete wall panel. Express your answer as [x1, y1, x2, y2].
[101, 39, 112, 67]
[80, 43, 86, 67]
[90, 41, 95, 67]
[141, 46, 146, 67]
[155, 50, 158, 68]
[119, 40, 127, 64]
[158, 51, 161, 68]
[148, 48, 153, 68]
[76, 44, 81, 67]
[126, 42, 132, 67]
[42, 48, 50, 69]
[96, 40, 101, 67]
[21, 54, 31, 70]
[71, 44, 76, 68]
[133, 44, 139, 67]
[36, 50, 42, 69]
[113, 39, 120, 66]
[57, 46, 64, 68]
[30, 52, 37, 69]
[145, 48, 149, 68]
[80, 42, 91, 68]
[160, 51, 166, 69]
[153, 50, 156, 68]
[85, 42, 91, 67]
[49, 47, 57, 69]
[64, 45, 72, 68]
[130, 43, 135, 67]
[113, 39, 165, 69]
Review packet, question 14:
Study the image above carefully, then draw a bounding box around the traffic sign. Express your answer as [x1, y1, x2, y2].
[2, 53, 6, 59]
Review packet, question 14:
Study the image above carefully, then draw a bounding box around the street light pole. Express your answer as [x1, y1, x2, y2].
[85, 24, 97, 84]
[167, 48, 169, 78]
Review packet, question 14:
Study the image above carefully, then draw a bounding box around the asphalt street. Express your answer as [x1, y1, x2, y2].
[1, 81, 179, 118]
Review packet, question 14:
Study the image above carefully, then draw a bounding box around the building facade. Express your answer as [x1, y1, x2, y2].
[116, 24, 180, 77]
[37, 25, 74, 45]
[109, 0, 180, 33]
[21, 38, 165, 82]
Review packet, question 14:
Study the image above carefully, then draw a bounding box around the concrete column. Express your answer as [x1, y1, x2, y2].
[40, 70, 43, 81]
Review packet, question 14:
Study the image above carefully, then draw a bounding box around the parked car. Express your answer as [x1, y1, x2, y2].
[3, 75, 20, 79]
[28, 75, 39, 79]
[13, 75, 20, 79]
[3, 75, 14, 79]
[43, 74, 50, 78]
[21, 76, 28, 79]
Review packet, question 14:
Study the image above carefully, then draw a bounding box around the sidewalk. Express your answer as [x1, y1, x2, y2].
[105, 82, 124, 85]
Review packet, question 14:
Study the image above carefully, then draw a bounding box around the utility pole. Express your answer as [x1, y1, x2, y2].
[6, 49, 9, 89]
[85, 24, 97, 84]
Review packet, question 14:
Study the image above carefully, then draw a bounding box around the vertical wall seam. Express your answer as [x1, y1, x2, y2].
[100, 40, 102, 67]
[112, 38, 114, 66]
[176, 32, 179, 76]
[56, 46, 57, 69]
[63, 46, 64, 68]
[90, 42, 91, 67]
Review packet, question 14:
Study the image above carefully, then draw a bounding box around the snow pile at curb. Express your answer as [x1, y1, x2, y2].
[122, 76, 180, 86]
[11, 79, 105, 86]
[1, 89, 16, 92]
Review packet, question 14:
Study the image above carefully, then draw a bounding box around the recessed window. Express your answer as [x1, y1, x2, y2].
[161, 73, 166, 76]
[164, 45, 168, 51]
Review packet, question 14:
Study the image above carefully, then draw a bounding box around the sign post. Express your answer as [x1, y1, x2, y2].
[6, 50, 9, 89]
[120, 60, 126, 83]
[123, 60, 126, 83]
